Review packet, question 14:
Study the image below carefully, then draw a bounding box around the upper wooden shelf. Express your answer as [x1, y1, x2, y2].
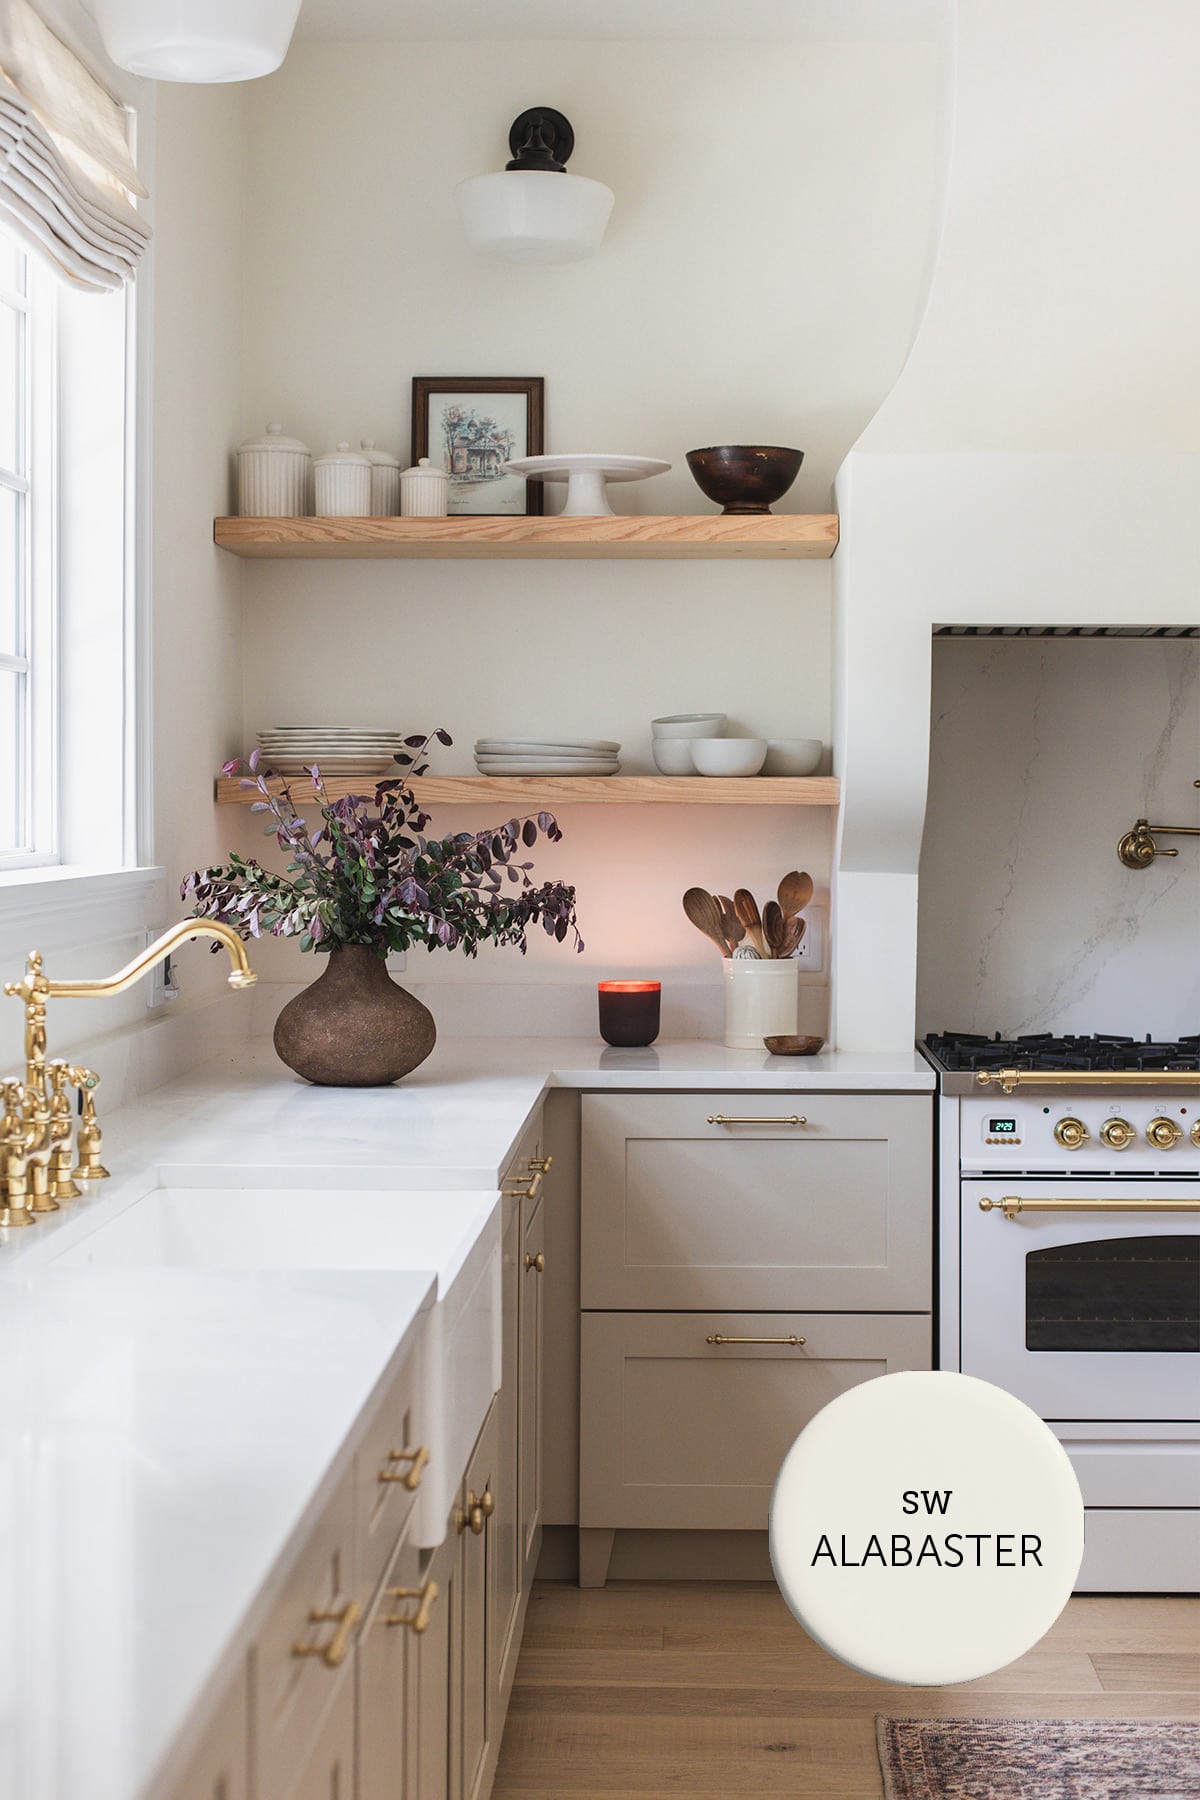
[213, 514, 839, 560]
[216, 774, 840, 808]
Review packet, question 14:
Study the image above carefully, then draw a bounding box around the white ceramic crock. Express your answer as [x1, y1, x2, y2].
[400, 456, 450, 518]
[721, 959, 799, 1050]
[314, 443, 371, 517]
[360, 440, 402, 517]
[236, 423, 311, 517]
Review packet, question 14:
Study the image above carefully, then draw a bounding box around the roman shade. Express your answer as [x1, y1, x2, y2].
[0, 0, 149, 290]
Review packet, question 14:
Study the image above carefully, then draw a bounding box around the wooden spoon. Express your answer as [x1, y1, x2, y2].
[733, 888, 767, 958]
[763, 899, 788, 958]
[682, 887, 731, 957]
[777, 916, 806, 958]
[716, 895, 744, 954]
[778, 869, 814, 918]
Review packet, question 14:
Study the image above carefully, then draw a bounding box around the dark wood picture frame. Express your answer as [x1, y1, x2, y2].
[411, 376, 545, 517]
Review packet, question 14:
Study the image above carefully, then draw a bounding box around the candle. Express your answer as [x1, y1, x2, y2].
[597, 980, 661, 1048]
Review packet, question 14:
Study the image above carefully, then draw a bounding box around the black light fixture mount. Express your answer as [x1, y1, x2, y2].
[506, 107, 575, 174]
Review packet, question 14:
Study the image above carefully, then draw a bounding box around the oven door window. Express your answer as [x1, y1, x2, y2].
[1026, 1235, 1200, 1352]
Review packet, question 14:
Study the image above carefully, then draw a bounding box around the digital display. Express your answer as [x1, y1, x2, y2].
[989, 1118, 1018, 1134]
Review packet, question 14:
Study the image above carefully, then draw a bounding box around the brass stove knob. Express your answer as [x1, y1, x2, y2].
[1099, 1117, 1135, 1150]
[1192, 1120, 1200, 1148]
[1146, 1116, 1184, 1149]
[1053, 1116, 1090, 1150]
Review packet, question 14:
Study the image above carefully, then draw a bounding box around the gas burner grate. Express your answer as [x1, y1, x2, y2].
[933, 625, 1200, 638]
[922, 1031, 1200, 1074]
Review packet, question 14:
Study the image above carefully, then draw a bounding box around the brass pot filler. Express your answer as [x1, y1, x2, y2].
[1117, 778, 1200, 869]
[0, 920, 255, 1230]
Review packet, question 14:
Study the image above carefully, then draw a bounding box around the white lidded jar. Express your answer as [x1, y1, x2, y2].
[314, 442, 371, 517]
[400, 456, 450, 519]
[721, 959, 799, 1050]
[360, 440, 401, 518]
[236, 422, 311, 517]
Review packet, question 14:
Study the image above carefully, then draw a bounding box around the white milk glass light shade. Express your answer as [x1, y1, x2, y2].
[455, 171, 614, 264]
[90, 0, 303, 81]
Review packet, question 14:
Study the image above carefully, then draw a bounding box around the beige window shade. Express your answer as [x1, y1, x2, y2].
[0, 0, 149, 290]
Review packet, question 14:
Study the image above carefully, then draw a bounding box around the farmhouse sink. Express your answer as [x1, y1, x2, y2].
[53, 1184, 501, 1545]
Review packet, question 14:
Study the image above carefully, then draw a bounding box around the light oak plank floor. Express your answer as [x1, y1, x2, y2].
[493, 1582, 1200, 1798]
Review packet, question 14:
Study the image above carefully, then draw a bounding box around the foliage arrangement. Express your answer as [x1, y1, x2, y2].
[183, 732, 583, 960]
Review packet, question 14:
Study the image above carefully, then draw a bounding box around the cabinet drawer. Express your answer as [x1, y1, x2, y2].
[165, 1670, 248, 1800]
[252, 1462, 357, 1799]
[580, 1310, 930, 1531]
[582, 1092, 931, 1311]
[357, 1335, 427, 1600]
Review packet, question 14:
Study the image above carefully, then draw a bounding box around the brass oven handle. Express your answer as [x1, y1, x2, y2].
[976, 1069, 1200, 1095]
[292, 1600, 363, 1668]
[706, 1333, 806, 1346]
[980, 1195, 1200, 1221]
[379, 1444, 429, 1489]
[706, 1114, 808, 1126]
[383, 1579, 439, 1634]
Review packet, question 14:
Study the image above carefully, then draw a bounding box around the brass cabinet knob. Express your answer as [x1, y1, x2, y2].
[457, 1489, 489, 1535]
[1053, 1116, 1090, 1150]
[478, 1486, 494, 1519]
[1099, 1117, 1135, 1150]
[1147, 1116, 1184, 1149]
[524, 1250, 545, 1274]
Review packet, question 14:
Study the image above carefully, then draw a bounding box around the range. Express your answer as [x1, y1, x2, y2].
[920, 1030, 1200, 1595]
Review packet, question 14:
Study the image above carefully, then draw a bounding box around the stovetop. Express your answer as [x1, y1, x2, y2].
[922, 1031, 1200, 1075]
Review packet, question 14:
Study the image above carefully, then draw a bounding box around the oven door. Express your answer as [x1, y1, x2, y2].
[960, 1179, 1200, 1421]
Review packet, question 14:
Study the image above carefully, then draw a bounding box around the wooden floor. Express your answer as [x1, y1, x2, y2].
[493, 1582, 1200, 1797]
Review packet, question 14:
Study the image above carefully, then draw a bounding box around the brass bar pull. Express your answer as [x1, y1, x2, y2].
[383, 1579, 439, 1634]
[524, 1250, 545, 1274]
[379, 1444, 429, 1489]
[503, 1167, 543, 1202]
[292, 1600, 363, 1668]
[706, 1114, 807, 1127]
[706, 1333, 806, 1347]
[980, 1195, 1200, 1222]
[529, 1155, 553, 1172]
[976, 1068, 1200, 1094]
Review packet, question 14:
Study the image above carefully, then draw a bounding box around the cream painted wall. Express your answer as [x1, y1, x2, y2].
[231, 34, 942, 1009]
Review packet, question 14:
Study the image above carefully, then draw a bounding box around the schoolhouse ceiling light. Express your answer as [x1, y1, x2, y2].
[455, 108, 614, 265]
[90, 0, 303, 82]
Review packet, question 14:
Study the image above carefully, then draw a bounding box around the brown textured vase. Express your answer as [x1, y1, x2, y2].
[273, 944, 437, 1086]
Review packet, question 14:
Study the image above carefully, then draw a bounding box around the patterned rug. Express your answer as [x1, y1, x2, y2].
[876, 1717, 1200, 1799]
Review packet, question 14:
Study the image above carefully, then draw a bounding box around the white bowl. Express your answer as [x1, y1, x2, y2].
[652, 739, 696, 775]
[763, 737, 823, 776]
[690, 737, 767, 777]
[651, 712, 727, 739]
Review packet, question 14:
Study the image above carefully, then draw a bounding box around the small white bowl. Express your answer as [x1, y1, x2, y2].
[652, 739, 696, 775]
[651, 712, 726, 739]
[690, 737, 767, 777]
[763, 737, 823, 776]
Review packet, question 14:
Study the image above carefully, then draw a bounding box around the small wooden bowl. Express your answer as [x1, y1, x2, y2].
[763, 1034, 825, 1056]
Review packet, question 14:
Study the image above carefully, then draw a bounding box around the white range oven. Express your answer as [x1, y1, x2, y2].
[923, 1035, 1200, 1594]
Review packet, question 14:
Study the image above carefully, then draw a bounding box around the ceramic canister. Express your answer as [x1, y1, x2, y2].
[721, 958, 799, 1050]
[360, 439, 402, 517]
[236, 423, 311, 517]
[400, 456, 450, 518]
[314, 442, 371, 517]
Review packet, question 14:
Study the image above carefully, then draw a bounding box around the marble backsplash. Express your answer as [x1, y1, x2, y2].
[917, 637, 1200, 1040]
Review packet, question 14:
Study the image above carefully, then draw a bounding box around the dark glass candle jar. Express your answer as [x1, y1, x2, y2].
[597, 980, 661, 1048]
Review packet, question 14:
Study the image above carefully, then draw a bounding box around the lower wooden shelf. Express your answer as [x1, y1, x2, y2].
[213, 513, 839, 559]
[215, 774, 839, 808]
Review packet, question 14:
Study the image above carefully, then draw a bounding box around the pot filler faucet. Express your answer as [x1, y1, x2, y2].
[0, 920, 255, 1230]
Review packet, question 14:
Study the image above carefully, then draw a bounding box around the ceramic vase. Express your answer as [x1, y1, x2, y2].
[721, 958, 799, 1050]
[273, 943, 436, 1085]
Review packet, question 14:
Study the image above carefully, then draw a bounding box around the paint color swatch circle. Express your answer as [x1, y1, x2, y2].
[769, 1371, 1084, 1685]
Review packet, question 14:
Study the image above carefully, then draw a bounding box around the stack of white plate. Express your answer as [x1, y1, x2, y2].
[474, 737, 621, 776]
[256, 726, 409, 775]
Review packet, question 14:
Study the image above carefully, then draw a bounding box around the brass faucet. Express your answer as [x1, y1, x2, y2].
[0, 920, 255, 1228]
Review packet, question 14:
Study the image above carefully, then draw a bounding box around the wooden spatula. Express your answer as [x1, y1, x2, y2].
[733, 889, 768, 958]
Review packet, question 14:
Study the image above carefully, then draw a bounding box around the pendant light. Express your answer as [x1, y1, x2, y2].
[90, 0, 303, 82]
[456, 108, 614, 265]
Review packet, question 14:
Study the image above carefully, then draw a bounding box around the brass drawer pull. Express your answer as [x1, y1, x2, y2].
[981, 1195, 1200, 1221]
[292, 1600, 362, 1669]
[383, 1579, 439, 1634]
[379, 1444, 429, 1489]
[706, 1114, 807, 1126]
[524, 1250, 545, 1274]
[503, 1168, 543, 1202]
[706, 1333, 806, 1347]
[529, 1155, 553, 1172]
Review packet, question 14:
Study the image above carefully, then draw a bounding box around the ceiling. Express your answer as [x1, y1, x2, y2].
[293, 0, 946, 43]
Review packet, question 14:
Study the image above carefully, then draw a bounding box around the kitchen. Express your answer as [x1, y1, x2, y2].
[0, 1, 1197, 1799]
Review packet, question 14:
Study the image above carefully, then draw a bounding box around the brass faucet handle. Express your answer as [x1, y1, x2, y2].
[68, 1067, 109, 1182]
[0, 1081, 35, 1227]
[47, 1062, 82, 1201]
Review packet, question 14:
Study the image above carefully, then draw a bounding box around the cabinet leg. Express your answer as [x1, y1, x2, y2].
[578, 1527, 615, 1589]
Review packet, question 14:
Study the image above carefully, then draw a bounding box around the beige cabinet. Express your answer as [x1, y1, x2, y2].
[357, 1527, 431, 1800]
[289, 1665, 357, 1800]
[165, 1672, 249, 1800]
[518, 1179, 545, 1589]
[410, 1508, 461, 1800]
[460, 1398, 501, 1800]
[492, 1194, 522, 1702]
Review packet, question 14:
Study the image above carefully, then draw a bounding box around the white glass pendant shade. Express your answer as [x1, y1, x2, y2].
[455, 170, 614, 264]
[91, 0, 303, 82]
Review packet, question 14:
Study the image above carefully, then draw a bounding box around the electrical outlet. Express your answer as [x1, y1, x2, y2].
[147, 947, 180, 1009]
[793, 907, 825, 971]
[386, 950, 407, 975]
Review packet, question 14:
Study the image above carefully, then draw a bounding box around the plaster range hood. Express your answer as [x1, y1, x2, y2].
[828, 0, 1200, 1053]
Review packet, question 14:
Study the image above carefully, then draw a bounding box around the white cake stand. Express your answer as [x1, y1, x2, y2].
[502, 453, 671, 517]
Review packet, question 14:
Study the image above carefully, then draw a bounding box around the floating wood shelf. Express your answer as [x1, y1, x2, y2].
[213, 514, 838, 560]
[216, 774, 840, 808]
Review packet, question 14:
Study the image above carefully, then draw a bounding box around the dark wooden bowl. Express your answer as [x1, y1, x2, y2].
[763, 1034, 825, 1056]
[685, 445, 804, 515]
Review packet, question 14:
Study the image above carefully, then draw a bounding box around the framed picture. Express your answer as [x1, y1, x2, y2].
[412, 376, 545, 516]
